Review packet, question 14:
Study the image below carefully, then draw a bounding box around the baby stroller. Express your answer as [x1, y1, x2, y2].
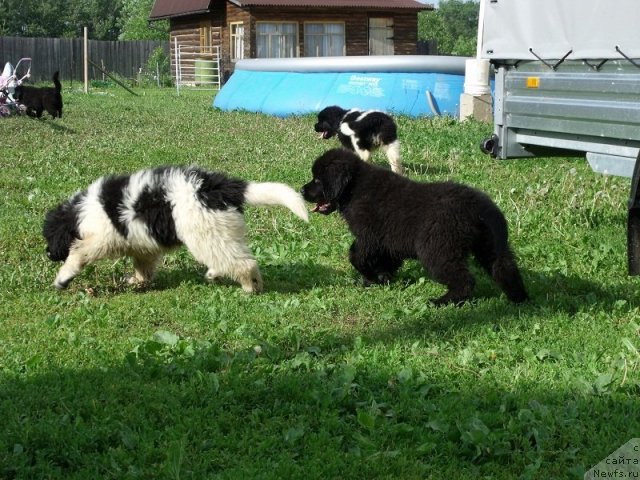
[0, 58, 31, 117]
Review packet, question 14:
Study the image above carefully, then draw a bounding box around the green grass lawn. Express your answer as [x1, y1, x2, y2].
[0, 86, 638, 479]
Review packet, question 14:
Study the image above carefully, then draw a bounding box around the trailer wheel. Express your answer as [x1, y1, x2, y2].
[480, 134, 499, 157]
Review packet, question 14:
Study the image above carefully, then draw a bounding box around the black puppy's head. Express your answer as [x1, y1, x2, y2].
[301, 148, 359, 215]
[13, 85, 24, 101]
[314, 106, 347, 139]
[43, 197, 82, 262]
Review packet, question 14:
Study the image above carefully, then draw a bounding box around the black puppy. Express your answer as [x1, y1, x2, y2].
[14, 71, 63, 118]
[301, 149, 528, 305]
[314, 105, 403, 175]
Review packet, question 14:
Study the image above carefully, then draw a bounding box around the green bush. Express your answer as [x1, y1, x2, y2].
[134, 47, 173, 88]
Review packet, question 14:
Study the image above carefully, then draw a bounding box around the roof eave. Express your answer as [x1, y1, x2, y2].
[232, 1, 430, 8]
[150, 9, 211, 21]
[149, 1, 430, 20]
[238, 6, 430, 10]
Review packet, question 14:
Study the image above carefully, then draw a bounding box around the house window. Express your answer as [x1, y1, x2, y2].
[369, 17, 394, 55]
[200, 24, 212, 55]
[304, 22, 345, 57]
[256, 22, 298, 58]
[230, 22, 244, 62]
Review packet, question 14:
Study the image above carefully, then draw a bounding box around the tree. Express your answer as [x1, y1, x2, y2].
[64, 0, 123, 39]
[119, 0, 168, 41]
[418, 0, 479, 57]
[0, 0, 69, 37]
[0, 0, 125, 40]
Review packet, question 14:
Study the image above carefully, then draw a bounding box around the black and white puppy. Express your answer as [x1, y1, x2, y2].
[14, 71, 63, 118]
[314, 105, 403, 175]
[301, 149, 528, 305]
[43, 166, 308, 293]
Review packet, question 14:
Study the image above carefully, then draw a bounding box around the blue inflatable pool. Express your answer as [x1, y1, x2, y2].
[213, 56, 469, 117]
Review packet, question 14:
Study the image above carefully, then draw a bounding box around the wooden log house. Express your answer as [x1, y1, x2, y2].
[149, 0, 430, 82]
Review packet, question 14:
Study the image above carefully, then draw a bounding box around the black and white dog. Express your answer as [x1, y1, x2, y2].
[14, 71, 63, 118]
[301, 149, 528, 305]
[43, 166, 308, 293]
[314, 105, 403, 175]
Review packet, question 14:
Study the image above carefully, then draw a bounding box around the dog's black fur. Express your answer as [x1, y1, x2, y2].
[301, 149, 528, 305]
[43, 193, 85, 262]
[314, 105, 402, 174]
[14, 71, 63, 118]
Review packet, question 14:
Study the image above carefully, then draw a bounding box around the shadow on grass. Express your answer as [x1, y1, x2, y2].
[45, 120, 75, 134]
[327, 264, 640, 345]
[5, 264, 640, 478]
[82, 261, 343, 297]
[429, 263, 637, 312]
[19, 116, 76, 133]
[523, 267, 640, 305]
[0, 343, 637, 479]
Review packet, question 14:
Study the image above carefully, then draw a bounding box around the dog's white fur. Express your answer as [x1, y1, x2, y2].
[340, 110, 402, 170]
[47, 168, 308, 293]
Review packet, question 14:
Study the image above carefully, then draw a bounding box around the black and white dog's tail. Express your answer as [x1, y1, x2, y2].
[244, 182, 309, 222]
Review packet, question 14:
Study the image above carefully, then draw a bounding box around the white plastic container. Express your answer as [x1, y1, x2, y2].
[464, 58, 491, 95]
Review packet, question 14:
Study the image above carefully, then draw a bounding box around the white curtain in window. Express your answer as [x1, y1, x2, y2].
[257, 23, 297, 58]
[304, 23, 345, 57]
[281, 23, 296, 58]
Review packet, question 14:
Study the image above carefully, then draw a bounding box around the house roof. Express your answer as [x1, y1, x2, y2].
[150, 0, 212, 20]
[150, 0, 429, 19]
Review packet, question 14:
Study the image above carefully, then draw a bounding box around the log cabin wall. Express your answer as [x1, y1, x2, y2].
[168, 5, 420, 81]
[220, 4, 251, 80]
[246, 8, 418, 58]
[169, 15, 222, 81]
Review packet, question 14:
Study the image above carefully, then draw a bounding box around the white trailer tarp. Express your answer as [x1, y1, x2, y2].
[480, 0, 640, 61]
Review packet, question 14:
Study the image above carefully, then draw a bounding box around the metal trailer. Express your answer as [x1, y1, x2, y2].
[477, 0, 640, 274]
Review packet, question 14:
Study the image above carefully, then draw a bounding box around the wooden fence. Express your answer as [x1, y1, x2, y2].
[0, 36, 169, 85]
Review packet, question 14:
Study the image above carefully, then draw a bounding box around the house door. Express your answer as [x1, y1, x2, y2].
[369, 17, 394, 55]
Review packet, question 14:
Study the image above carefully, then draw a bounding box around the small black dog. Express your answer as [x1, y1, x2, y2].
[14, 71, 63, 118]
[301, 149, 528, 305]
[314, 105, 403, 174]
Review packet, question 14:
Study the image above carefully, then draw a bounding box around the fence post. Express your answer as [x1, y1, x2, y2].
[174, 37, 180, 96]
[83, 27, 88, 93]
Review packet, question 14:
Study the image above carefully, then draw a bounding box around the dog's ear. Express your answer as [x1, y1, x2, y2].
[43, 203, 79, 262]
[323, 157, 355, 201]
[319, 106, 342, 126]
